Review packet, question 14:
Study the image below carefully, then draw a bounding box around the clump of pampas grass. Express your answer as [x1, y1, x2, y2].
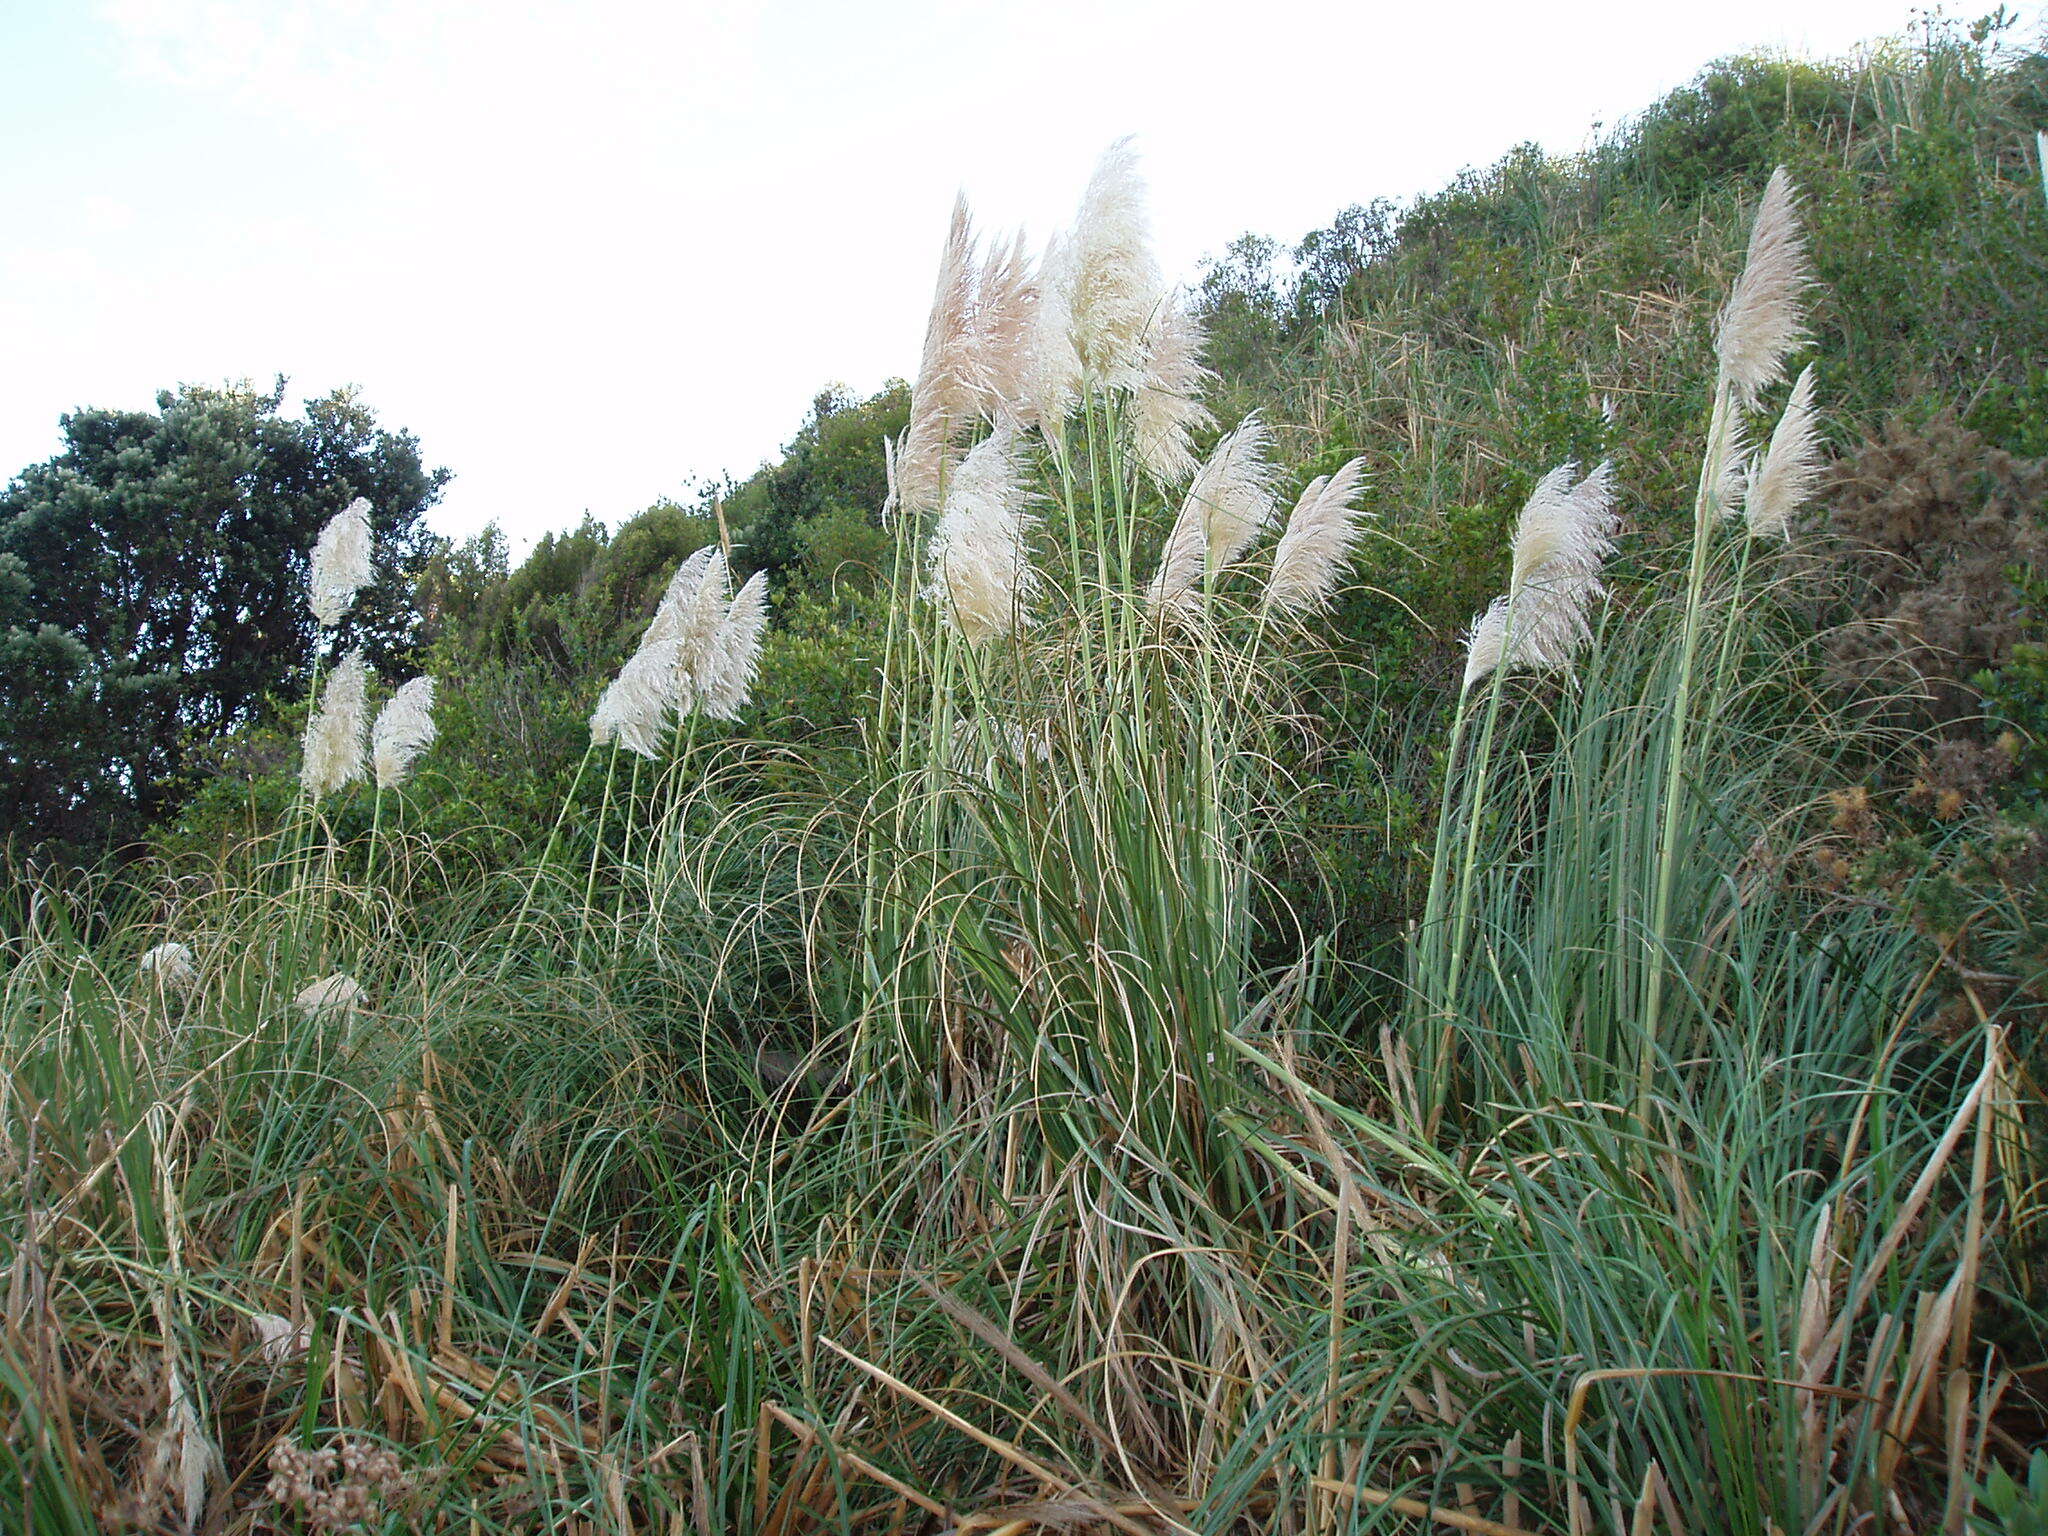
[700, 569, 770, 720]
[301, 648, 369, 796]
[1059, 137, 1164, 392]
[372, 676, 437, 789]
[308, 499, 373, 628]
[925, 424, 1038, 642]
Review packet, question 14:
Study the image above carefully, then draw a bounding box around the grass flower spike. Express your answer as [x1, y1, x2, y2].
[372, 675, 437, 789]
[1063, 138, 1164, 391]
[1131, 297, 1215, 486]
[1148, 415, 1280, 609]
[139, 941, 197, 989]
[1716, 166, 1811, 411]
[301, 648, 369, 797]
[308, 498, 373, 628]
[1463, 461, 1619, 686]
[1264, 457, 1370, 617]
[699, 569, 770, 720]
[924, 423, 1038, 642]
[1740, 364, 1823, 538]
[294, 972, 365, 1019]
[897, 196, 982, 517]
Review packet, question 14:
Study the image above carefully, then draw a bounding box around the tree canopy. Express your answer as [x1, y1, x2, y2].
[0, 380, 447, 858]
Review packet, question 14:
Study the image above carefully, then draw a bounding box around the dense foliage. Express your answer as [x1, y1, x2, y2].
[0, 381, 444, 857]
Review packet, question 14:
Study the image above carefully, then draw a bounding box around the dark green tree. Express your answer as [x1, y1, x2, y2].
[0, 379, 448, 858]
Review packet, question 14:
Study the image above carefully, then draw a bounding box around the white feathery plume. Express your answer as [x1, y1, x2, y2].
[590, 636, 678, 758]
[248, 1313, 310, 1366]
[1131, 295, 1215, 486]
[294, 972, 365, 1019]
[970, 228, 1040, 421]
[589, 548, 716, 756]
[671, 548, 733, 709]
[139, 941, 197, 990]
[308, 498, 373, 628]
[1147, 415, 1280, 610]
[300, 648, 369, 797]
[1463, 460, 1620, 688]
[698, 569, 770, 721]
[371, 675, 437, 789]
[897, 195, 982, 517]
[923, 423, 1038, 642]
[1715, 166, 1811, 412]
[1706, 410, 1752, 524]
[1264, 457, 1371, 618]
[1064, 138, 1165, 391]
[1022, 231, 1083, 430]
[1462, 598, 1512, 690]
[1739, 364, 1824, 539]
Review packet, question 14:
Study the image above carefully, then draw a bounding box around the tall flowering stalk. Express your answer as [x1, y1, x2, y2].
[1639, 167, 1811, 1097]
[308, 499, 374, 629]
[1417, 461, 1618, 1128]
[300, 649, 369, 799]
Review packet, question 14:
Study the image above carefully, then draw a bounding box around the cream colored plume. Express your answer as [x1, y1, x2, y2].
[1463, 460, 1619, 688]
[699, 569, 770, 720]
[1716, 166, 1811, 412]
[308, 498, 373, 628]
[670, 547, 734, 709]
[896, 196, 982, 517]
[1022, 232, 1083, 430]
[1147, 415, 1280, 610]
[971, 229, 1040, 421]
[248, 1312, 310, 1366]
[139, 941, 198, 990]
[589, 550, 710, 757]
[1739, 364, 1823, 539]
[294, 971, 365, 1018]
[300, 648, 369, 797]
[1063, 138, 1165, 391]
[1462, 598, 1512, 690]
[924, 424, 1038, 642]
[371, 675, 437, 789]
[1131, 296, 1215, 486]
[1264, 457, 1370, 618]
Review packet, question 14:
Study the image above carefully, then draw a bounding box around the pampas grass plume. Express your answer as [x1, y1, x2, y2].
[1716, 166, 1811, 411]
[699, 569, 769, 720]
[372, 675, 437, 788]
[294, 972, 365, 1019]
[897, 196, 982, 516]
[924, 423, 1038, 642]
[1132, 297, 1215, 485]
[300, 648, 369, 797]
[308, 499, 373, 628]
[1064, 138, 1164, 390]
[1148, 415, 1280, 609]
[1740, 364, 1823, 539]
[1265, 457, 1370, 617]
[1463, 460, 1619, 687]
[139, 941, 198, 990]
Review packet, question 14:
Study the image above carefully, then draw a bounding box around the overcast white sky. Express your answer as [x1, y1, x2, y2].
[0, 0, 2017, 545]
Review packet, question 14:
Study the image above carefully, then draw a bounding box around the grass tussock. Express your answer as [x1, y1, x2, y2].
[6, 31, 2048, 1536]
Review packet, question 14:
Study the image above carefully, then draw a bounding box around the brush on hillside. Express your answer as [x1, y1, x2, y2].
[301, 648, 370, 796]
[308, 498, 374, 628]
[924, 423, 1038, 642]
[1148, 415, 1280, 611]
